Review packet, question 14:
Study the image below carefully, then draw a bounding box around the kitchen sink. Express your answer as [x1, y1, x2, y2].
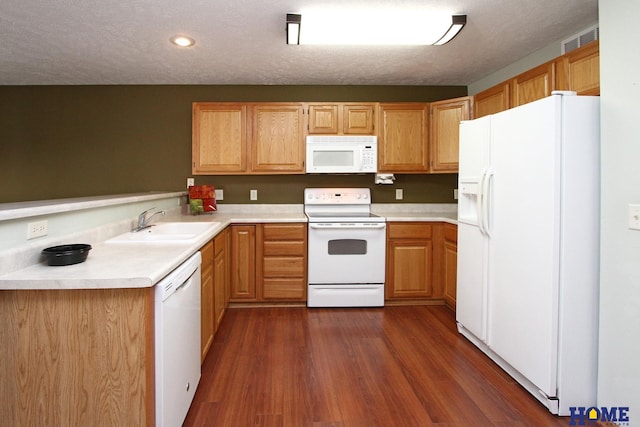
[105, 222, 220, 244]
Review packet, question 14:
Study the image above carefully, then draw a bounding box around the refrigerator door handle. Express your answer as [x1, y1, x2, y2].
[478, 170, 488, 235]
[481, 169, 493, 237]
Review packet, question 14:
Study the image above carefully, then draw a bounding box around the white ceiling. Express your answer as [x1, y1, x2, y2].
[0, 0, 598, 86]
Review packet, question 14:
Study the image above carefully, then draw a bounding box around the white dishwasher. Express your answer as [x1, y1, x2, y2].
[155, 252, 201, 427]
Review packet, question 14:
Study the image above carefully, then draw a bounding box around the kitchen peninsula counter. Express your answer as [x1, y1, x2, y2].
[0, 199, 457, 291]
[0, 208, 307, 291]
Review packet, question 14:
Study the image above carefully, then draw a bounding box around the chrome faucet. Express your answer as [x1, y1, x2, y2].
[133, 207, 166, 232]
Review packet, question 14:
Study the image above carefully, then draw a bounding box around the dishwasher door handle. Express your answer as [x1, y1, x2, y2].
[174, 270, 197, 293]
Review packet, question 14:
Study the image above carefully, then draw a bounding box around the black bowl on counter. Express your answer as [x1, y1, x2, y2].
[42, 244, 92, 266]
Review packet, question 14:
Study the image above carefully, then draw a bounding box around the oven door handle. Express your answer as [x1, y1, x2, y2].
[308, 223, 386, 230]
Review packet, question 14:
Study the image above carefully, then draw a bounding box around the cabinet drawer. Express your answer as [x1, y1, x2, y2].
[263, 241, 305, 256]
[262, 224, 306, 240]
[263, 257, 305, 277]
[262, 278, 306, 300]
[387, 223, 432, 239]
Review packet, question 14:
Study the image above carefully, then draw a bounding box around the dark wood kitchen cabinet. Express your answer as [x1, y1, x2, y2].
[386, 222, 434, 300]
[307, 103, 376, 135]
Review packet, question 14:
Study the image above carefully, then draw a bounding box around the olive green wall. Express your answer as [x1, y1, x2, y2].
[0, 85, 466, 204]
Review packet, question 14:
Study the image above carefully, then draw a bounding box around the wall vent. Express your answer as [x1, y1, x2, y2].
[561, 25, 599, 54]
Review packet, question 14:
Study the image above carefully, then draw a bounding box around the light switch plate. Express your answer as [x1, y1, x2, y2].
[250, 189, 258, 201]
[395, 189, 403, 200]
[629, 204, 640, 230]
[215, 189, 224, 200]
[186, 178, 194, 188]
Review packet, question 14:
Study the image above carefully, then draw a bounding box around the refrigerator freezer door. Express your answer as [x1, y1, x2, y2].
[458, 117, 491, 227]
[457, 116, 491, 340]
[486, 95, 560, 397]
[456, 222, 488, 340]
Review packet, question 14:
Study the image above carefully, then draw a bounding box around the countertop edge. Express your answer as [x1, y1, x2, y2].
[0, 191, 187, 221]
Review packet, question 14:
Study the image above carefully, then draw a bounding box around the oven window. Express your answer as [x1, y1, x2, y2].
[313, 150, 354, 167]
[328, 239, 367, 255]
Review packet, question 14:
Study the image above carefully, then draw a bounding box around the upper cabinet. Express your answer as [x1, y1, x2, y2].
[510, 62, 554, 108]
[192, 103, 247, 174]
[555, 40, 600, 96]
[378, 103, 430, 173]
[192, 102, 305, 175]
[473, 41, 600, 118]
[429, 96, 472, 173]
[307, 103, 376, 135]
[473, 82, 510, 119]
[250, 103, 305, 173]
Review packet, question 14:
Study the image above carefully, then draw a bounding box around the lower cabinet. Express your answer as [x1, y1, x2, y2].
[230, 223, 307, 302]
[386, 222, 434, 299]
[200, 239, 215, 363]
[0, 288, 155, 426]
[385, 222, 458, 306]
[201, 228, 230, 363]
[442, 223, 458, 309]
[230, 224, 257, 299]
[259, 223, 307, 301]
[214, 228, 229, 330]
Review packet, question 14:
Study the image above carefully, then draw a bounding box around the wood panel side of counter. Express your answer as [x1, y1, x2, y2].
[0, 287, 155, 427]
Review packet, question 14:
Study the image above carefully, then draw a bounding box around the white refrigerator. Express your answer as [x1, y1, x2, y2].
[456, 92, 600, 415]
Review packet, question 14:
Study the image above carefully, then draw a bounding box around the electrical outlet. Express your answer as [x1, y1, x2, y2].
[186, 178, 194, 188]
[27, 220, 48, 239]
[454, 189, 459, 200]
[395, 189, 403, 200]
[215, 189, 224, 200]
[250, 189, 258, 201]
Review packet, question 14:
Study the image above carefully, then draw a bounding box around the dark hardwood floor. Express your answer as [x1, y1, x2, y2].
[183, 305, 571, 426]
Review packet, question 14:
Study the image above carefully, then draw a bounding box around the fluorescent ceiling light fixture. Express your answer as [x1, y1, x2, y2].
[285, 11, 466, 45]
[170, 35, 196, 47]
[433, 15, 467, 45]
[286, 14, 301, 45]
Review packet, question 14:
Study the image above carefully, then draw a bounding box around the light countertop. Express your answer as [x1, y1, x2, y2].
[0, 204, 457, 291]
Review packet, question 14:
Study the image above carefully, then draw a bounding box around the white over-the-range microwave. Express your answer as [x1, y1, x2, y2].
[305, 135, 377, 173]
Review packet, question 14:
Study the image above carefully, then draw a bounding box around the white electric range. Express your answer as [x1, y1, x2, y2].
[304, 188, 386, 307]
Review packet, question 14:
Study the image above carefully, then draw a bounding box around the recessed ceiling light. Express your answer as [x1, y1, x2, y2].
[170, 35, 196, 47]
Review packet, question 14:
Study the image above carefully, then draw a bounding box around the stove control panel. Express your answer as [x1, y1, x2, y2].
[304, 188, 371, 205]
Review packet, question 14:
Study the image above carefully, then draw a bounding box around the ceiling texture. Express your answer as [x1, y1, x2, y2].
[0, 0, 598, 86]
